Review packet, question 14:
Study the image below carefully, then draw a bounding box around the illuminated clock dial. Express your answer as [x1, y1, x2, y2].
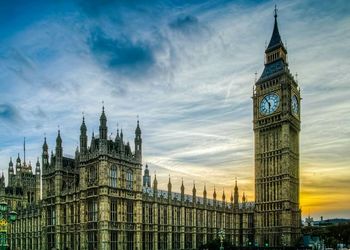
[259, 93, 280, 115]
[291, 95, 298, 115]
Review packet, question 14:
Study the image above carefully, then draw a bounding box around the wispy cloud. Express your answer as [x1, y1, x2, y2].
[0, 0, 349, 218]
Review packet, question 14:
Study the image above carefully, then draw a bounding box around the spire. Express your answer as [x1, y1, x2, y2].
[35, 157, 40, 174]
[266, 5, 283, 52]
[8, 157, 14, 175]
[222, 189, 226, 201]
[213, 186, 217, 200]
[192, 181, 196, 197]
[135, 118, 141, 135]
[153, 173, 158, 198]
[16, 153, 21, 163]
[80, 115, 87, 132]
[230, 191, 234, 203]
[43, 137, 48, 152]
[167, 175, 172, 200]
[99, 105, 107, 140]
[234, 177, 239, 208]
[168, 175, 172, 192]
[80, 115, 88, 153]
[55, 130, 63, 168]
[56, 130, 62, 146]
[9, 157, 13, 167]
[203, 184, 207, 197]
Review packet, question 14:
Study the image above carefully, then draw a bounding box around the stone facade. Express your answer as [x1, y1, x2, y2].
[253, 9, 302, 247]
[3, 110, 254, 250]
[0, 10, 301, 250]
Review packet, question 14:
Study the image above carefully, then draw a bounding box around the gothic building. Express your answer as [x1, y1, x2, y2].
[0, 9, 301, 250]
[253, 8, 301, 246]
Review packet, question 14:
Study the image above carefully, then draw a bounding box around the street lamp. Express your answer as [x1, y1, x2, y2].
[218, 228, 225, 250]
[0, 200, 17, 250]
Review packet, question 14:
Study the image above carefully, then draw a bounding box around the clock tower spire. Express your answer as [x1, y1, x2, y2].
[253, 7, 301, 247]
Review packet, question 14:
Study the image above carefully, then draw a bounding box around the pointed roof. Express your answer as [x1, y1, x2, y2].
[266, 6, 285, 53]
[80, 115, 87, 132]
[56, 130, 62, 145]
[43, 137, 48, 151]
[135, 119, 141, 135]
[100, 105, 106, 122]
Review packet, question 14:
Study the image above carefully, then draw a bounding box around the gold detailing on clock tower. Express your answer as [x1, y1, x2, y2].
[253, 7, 302, 247]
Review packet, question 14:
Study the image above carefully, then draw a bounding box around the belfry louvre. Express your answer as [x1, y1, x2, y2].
[1, 10, 301, 250]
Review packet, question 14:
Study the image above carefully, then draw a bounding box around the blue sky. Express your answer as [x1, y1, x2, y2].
[0, 0, 349, 219]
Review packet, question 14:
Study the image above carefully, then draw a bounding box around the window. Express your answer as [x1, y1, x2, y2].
[88, 231, 97, 250]
[109, 165, 117, 188]
[126, 170, 133, 190]
[70, 204, 74, 224]
[127, 231, 134, 250]
[111, 231, 118, 250]
[47, 206, 56, 225]
[87, 166, 97, 186]
[127, 200, 133, 223]
[63, 206, 67, 224]
[87, 199, 98, 222]
[110, 199, 117, 222]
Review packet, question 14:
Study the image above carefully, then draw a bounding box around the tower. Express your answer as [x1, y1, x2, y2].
[35, 157, 41, 202]
[253, 7, 301, 247]
[80, 116, 88, 154]
[99, 106, 107, 140]
[143, 164, 151, 188]
[134, 120, 142, 163]
[234, 178, 239, 210]
[55, 130, 63, 170]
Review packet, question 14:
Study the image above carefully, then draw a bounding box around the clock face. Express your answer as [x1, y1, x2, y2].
[291, 95, 298, 115]
[259, 93, 280, 115]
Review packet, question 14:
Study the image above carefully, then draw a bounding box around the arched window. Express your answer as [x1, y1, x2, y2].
[126, 170, 133, 190]
[109, 165, 117, 188]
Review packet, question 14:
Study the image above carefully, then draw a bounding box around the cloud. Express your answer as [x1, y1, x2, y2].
[0, 0, 350, 218]
[169, 15, 199, 32]
[88, 29, 155, 74]
[0, 104, 22, 123]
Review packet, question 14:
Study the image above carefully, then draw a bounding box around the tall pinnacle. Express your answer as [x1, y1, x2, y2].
[266, 5, 283, 52]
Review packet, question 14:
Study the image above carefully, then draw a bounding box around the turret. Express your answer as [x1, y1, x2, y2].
[143, 164, 151, 188]
[8, 157, 14, 175]
[42, 137, 49, 168]
[120, 129, 125, 154]
[8, 157, 14, 187]
[167, 175, 172, 201]
[0, 173, 4, 194]
[192, 182, 196, 204]
[35, 158, 41, 202]
[213, 186, 217, 206]
[80, 116, 88, 153]
[242, 192, 246, 208]
[181, 179, 185, 202]
[234, 178, 239, 209]
[134, 119, 142, 163]
[203, 184, 207, 205]
[16, 153, 21, 173]
[222, 189, 226, 205]
[99, 106, 107, 140]
[153, 174, 158, 199]
[35, 158, 40, 174]
[90, 132, 96, 152]
[55, 130, 63, 169]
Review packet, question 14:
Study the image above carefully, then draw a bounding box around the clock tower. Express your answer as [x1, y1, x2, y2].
[253, 8, 301, 247]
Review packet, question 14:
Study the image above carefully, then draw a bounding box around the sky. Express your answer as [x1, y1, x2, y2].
[0, 0, 349, 220]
